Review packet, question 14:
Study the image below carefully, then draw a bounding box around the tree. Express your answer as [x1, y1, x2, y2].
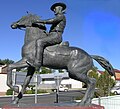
[88, 67, 99, 80]
[0, 59, 14, 65]
[87, 67, 99, 89]
[88, 67, 115, 97]
[97, 70, 115, 96]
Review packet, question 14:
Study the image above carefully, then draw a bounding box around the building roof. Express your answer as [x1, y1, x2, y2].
[98, 69, 120, 80]
[114, 69, 120, 73]
[114, 69, 120, 80]
[97, 70, 104, 74]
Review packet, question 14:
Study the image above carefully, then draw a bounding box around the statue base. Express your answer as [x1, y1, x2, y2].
[2, 103, 104, 109]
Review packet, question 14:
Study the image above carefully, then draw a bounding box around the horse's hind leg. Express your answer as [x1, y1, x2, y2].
[7, 58, 28, 93]
[12, 66, 35, 104]
[69, 70, 96, 106]
[78, 76, 96, 106]
[67, 60, 96, 106]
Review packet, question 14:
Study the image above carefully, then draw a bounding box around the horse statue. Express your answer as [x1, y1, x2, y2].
[7, 14, 115, 106]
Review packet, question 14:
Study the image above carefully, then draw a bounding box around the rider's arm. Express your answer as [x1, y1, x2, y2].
[36, 14, 64, 24]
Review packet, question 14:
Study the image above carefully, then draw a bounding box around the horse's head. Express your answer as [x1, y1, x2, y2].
[11, 14, 46, 30]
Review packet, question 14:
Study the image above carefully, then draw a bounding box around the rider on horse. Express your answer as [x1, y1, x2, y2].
[27, 2, 67, 68]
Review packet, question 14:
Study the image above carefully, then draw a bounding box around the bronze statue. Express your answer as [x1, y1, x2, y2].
[27, 3, 66, 68]
[7, 3, 115, 106]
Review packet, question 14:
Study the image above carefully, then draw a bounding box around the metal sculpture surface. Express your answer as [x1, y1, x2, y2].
[26, 3, 66, 68]
[7, 3, 115, 106]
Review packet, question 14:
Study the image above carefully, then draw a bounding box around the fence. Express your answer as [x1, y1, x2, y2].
[92, 95, 120, 109]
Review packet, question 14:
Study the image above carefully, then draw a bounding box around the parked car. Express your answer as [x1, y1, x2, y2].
[59, 85, 69, 92]
[111, 87, 120, 94]
[52, 85, 69, 92]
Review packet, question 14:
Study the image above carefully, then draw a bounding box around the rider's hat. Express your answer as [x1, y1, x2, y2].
[50, 2, 66, 11]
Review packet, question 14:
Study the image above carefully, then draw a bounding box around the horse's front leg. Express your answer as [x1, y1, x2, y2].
[7, 59, 28, 93]
[12, 66, 35, 104]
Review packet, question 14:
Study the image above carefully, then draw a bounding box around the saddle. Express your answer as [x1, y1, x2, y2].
[45, 41, 70, 56]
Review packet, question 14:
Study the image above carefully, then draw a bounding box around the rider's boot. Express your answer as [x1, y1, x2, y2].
[26, 59, 41, 68]
[34, 43, 43, 67]
[26, 57, 41, 68]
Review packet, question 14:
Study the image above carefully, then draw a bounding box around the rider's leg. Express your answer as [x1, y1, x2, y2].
[35, 32, 62, 67]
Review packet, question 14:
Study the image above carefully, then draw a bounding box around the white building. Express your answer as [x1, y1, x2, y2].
[0, 64, 9, 95]
[39, 71, 82, 89]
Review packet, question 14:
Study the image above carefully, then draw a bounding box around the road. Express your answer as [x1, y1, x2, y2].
[0, 90, 85, 107]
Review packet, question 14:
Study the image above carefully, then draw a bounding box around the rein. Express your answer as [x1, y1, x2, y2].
[18, 27, 26, 31]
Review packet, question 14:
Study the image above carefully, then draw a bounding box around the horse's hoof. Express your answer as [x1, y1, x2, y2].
[13, 86, 19, 93]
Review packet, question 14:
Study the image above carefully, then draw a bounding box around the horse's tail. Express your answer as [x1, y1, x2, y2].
[91, 55, 116, 78]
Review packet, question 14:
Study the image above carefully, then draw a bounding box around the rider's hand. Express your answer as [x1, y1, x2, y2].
[35, 20, 46, 24]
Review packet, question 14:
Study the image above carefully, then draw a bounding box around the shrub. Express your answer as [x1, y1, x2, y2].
[37, 89, 48, 94]
[6, 89, 13, 95]
[25, 90, 35, 94]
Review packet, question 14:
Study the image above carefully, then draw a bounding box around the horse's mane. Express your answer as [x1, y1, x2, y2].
[22, 14, 40, 23]
[21, 14, 46, 30]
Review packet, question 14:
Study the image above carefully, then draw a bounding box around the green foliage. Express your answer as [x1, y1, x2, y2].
[88, 68, 115, 97]
[6, 89, 13, 95]
[97, 71, 115, 96]
[25, 89, 48, 94]
[0, 59, 14, 65]
[39, 67, 52, 74]
[25, 90, 35, 94]
[88, 67, 99, 80]
[37, 89, 48, 93]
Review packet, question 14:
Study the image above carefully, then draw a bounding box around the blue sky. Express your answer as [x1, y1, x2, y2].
[0, 0, 120, 70]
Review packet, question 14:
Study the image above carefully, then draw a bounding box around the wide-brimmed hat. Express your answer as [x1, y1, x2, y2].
[50, 2, 66, 11]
